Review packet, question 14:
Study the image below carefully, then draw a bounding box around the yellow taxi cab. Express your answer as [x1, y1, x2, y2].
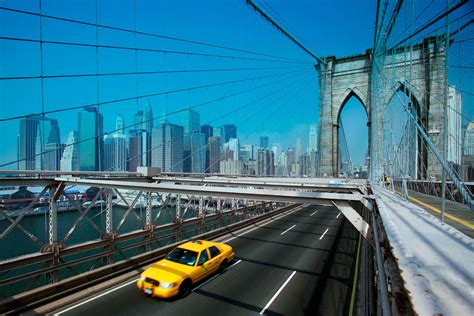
[137, 240, 234, 298]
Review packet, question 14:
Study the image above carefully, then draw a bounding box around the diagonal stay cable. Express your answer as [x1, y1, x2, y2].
[0, 68, 307, 122]
[0, 6, 313, 64]
[0, 69, 311, 168]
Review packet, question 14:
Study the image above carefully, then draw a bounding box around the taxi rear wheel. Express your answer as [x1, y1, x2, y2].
[219, 259, 228, 273]
[178, 280, 191, 298]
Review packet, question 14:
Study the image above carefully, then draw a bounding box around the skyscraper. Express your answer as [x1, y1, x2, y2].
[200, 125, 213, 142]
[222, 124, 237, 143]
[257, 149, 274, 176]
[134, 111, 145, 130]
[116, 114, 125, 135]
[189, 133, 206, 173]
[309, 124, 317, 152]
[260, 136, 269, 149]
[447, 86, 462, 164]
[44, 143, 65, 171]
[295, 137, 302, 162]
[144, 100, 154, 134]
[78, 107, 104, 171]
[128, 129, 150, 172]
[182, 109, 200, 134]
[35, 117, 61, 170]
[227, 138, 240, 161]
[464, 122, 474, 157]
[103, 134, 127, 171]
[18, 115, 39, 170]
[208, 136, 221, 173]
[152, 121, 184, 172]
[60, 131, 79, 172]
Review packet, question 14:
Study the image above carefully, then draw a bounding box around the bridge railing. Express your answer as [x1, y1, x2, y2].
[392, 178, 474, 205]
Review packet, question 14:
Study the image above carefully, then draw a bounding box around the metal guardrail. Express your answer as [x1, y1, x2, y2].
[0, 202, 293, 314]
[392, 179, 474, 205]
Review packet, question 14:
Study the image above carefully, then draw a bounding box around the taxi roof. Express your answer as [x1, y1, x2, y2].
[178, 240, 215, 252]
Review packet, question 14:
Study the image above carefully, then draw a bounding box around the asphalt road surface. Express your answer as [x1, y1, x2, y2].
[53, 205, 359, 315]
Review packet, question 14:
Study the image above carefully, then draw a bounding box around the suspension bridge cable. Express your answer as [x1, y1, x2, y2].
[244, 0, 323, 64]
[0, 68, 308, 122]
[0, 6, 312, 64]
[0, 35, 313, 66]
[0, 65, 307, 81]
[0, 69, 311, 168]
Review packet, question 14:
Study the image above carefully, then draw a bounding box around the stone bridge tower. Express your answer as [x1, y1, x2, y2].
[316, 36, 446, 180]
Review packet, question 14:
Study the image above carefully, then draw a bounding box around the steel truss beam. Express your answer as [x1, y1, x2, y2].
[55, 178, 370, 204]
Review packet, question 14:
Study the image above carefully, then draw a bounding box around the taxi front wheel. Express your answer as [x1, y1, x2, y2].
[178, 280, 191, 298]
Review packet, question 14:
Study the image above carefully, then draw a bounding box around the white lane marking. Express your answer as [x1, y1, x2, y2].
[336, 213, 341, 219]
[319, 228, 329, 240]
[223, 206, 304, 243]
[192, 259, 242, 292]
[310, 210, 318, 216]
[259, 271, 297, 315]
[227, 259, 242, 270]
[54, 278, 138, 315]
[280, 224, 296, 235]
[57, 207, 305, 313]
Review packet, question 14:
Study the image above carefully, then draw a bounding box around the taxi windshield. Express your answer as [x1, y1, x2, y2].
[166, 247, 198, 266]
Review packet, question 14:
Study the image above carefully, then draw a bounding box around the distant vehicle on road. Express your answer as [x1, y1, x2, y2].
[137, 240, 234, 298]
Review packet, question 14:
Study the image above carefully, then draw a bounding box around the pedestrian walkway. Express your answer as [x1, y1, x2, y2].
[393, 188, 473, 238]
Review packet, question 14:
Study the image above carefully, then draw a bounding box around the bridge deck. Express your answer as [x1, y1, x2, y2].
[374, 186, 473, 315]
[395, 189, 474, 238]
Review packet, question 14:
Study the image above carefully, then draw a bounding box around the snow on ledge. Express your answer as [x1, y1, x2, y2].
[373, 186, 474, 315]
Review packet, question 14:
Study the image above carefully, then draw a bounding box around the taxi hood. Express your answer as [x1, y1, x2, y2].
[142, 259, 194, 283]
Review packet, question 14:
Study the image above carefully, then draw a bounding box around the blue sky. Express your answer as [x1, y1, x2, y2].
[0, 0, 472, 169]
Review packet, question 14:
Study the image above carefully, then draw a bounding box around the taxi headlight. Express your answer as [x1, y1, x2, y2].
[140, 275, 146, 281]
[160, 282, 176, 289]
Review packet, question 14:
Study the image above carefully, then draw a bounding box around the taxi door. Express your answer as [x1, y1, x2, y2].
[206, 246, 222, 274]
[195, 249, 212, 282]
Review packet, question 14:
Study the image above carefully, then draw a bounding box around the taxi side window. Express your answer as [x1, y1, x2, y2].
[198, 250, 209, 265]
[209, 246, 221, 258]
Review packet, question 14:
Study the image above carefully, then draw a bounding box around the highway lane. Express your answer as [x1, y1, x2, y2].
[53, 205, 359, 315]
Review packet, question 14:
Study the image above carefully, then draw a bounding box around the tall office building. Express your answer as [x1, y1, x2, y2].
[60, 131, 79, 172]
[222, 124, 237, 143]
[208, 136, 221, 173]
[182, 109, 200, 135]
[78, 107, 104, 171]
[33, 117, 61, 170]
[189, 133, 206, 173]
[213, 126, 224, 147]
[103, 134, 127, 171]
[285, 148, 296, 175]
[200, 125, 213, 142]
[182, 109, 201, 172]
[300, 153, 310, 176]
[227, 138, 240, 161]
[116, 114, 125, 135]
[447, 86, 462, 164]
[240, 144, 254, 161]
[257, 149, 274, 176]
[44, 143, 65, 171]
[220, 160, 243, 175]
[144, 100, 154, 134]
[201, 125, 213, 172]
[295, 137, 302, 162]
[464, 122, 474, 157]
[260, 136, 269, 149]
[272, 141, 282, 164]
[18, 115, 39, 170]
[128, 129, 150, 171]
[309, 124, 317, 152]
[134, 111, 145, 130]
[152, 121, 184, 172]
